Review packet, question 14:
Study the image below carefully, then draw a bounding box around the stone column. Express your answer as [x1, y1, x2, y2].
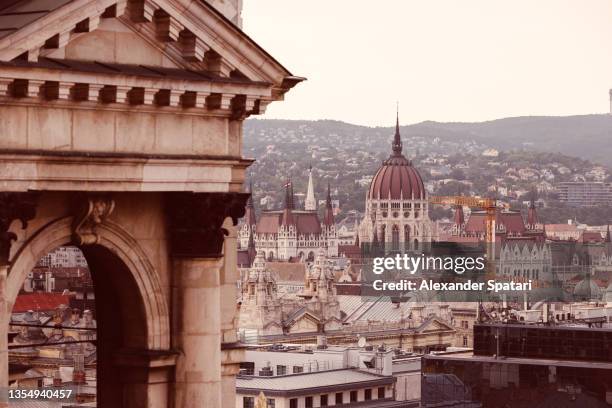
[219, 219, 245, 408]
[0, 265, 8, 408]
[165, 192, 249, 408]
[172, 256, 223, 408]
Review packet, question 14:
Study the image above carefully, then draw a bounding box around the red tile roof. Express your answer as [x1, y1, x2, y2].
[465, 211, 525, 235]
[13, 293, 71, 313]
[256, 211, 322, 235]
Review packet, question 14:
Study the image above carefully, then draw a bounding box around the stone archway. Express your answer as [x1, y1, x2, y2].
[5, 217, 172, 407]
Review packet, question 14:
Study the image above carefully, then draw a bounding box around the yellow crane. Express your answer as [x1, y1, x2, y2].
[428, 195, 508, 279]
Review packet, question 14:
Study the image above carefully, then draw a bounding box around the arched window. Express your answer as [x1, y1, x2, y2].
[392, 225, 400, 251]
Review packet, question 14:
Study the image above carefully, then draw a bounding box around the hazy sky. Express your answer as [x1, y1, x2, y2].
[242, 0, 612, 126]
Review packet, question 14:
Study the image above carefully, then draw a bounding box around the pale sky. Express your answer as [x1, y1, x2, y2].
[242, 0, 612, 126]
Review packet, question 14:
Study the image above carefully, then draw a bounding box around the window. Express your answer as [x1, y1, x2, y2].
[320, 394, 328, 406]
[365, 389, 372, 400]
[350, 390, 358, 402]
[243, 397, 254, 408]
[267, 399, 275, 408]
[305, 396, 313, 408]
[293, 365, 303, 374]
[335, 393, 343, 404]
[461, 320, 469, 329]
[276, 365, 287, 375]
[239, 362, 254, 376]
[463, 336, 468, 347]
[378, 387, 385, 399]
[289, 398, 298, 408]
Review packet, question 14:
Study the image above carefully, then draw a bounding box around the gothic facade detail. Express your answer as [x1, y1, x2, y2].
[239, 172, 338, 262]
[238, 249, 342, 336]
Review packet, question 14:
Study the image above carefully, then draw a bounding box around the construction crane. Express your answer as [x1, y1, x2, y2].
[429, 195, 508, 279]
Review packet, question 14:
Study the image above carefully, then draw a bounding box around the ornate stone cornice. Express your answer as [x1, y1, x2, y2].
[166, 192, 249, 258]
[0, 192, 38, 265]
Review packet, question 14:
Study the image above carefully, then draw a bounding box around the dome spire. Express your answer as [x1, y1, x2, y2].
[392, 103, 402, 156]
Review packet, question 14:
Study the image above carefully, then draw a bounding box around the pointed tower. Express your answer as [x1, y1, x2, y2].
[527, 196, 538, 227]
[247, 225, 257, 266]
[324, 182, 334, 226]
[281, 179, 295, 226]
[245, 180, 257, 228]
[239, 180, 258, 249]
[453, 205, 465, 232]
[391, 106, 402, 157]
[305, 164, 317, 211]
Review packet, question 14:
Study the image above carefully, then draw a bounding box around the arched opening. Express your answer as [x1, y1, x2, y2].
[307, 251, 315, 262]
[404, 225, 411, 251]
[9, 246, 96, 400]
[5, 217, 171, 408]
[8, 243, 149, 407]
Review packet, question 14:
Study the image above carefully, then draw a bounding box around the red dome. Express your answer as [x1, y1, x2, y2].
[368, 155, 426, 200]
[368, 112, 426, 200]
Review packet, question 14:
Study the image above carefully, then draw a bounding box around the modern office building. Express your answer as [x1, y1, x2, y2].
[421, 323, 612, 407]
[557, 182, 612, 207]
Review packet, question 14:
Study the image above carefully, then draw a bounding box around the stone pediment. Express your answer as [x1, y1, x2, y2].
[416, 317, 454, 333]
[0, 0, 302, 92]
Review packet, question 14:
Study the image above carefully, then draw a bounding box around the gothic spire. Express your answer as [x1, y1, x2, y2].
[392, 104, 403, 156]
[245, 180, 257, 227]
[324, 182, 334, 226]
[281, 179, 295, 226]
[305, 165, 316, 211]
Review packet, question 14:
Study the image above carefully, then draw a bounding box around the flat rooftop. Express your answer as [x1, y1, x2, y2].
[237, 368, 394, 396]
[424, 352, 612, 370]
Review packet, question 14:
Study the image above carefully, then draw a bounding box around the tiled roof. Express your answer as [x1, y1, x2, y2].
[257, 211, 323, 235]
[0, 57, 264, 85]
[0, 0, 71, 40]
[465, 210, 525, 235]
[13, 292, 71, 313]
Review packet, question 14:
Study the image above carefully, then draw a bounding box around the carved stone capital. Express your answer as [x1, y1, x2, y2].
[72, 194, 115, 246]
[0, 192, 38, 265]
[166, 192, 250, 258]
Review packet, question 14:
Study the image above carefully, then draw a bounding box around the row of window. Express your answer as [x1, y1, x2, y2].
[501, 267, 541, 280]
[244, 387, 386, 408]
[374, 202, 422, 209]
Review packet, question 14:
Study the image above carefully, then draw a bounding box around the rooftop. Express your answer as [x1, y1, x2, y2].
[236, 368, 394, 396]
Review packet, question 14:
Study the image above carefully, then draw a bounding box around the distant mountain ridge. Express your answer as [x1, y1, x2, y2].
[246, 114, 612, 165]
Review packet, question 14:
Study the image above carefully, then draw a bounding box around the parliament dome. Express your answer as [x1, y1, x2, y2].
[368, 115, 425, 200]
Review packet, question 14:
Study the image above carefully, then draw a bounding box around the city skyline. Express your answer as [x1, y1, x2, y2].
[243, 0, 612, 126]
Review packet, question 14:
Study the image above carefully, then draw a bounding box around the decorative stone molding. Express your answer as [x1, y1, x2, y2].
[166, 192, 249, 258]
[0, 193, 38, 265]
[72, 195, 116, 246]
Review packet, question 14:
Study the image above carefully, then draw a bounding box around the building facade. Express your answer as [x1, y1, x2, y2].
[359, 114, 437, 249]
[240, 174, 339, 261]
[0, 0, 301, 407]
[557, 181, 612, 207]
